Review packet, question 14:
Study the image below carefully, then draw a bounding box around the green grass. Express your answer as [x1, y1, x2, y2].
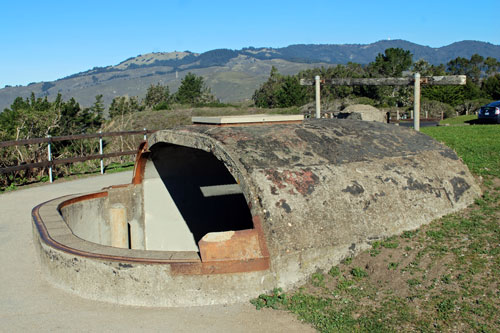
[422, 125, 500, 177]
[439, 114, 477, 125]
[104, 162, 135, 173]
[252, 125, 500, 332]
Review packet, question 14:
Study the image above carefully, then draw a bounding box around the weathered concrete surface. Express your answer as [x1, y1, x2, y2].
[59, 185, 145, 249]
[192, 114, 304, 125]
[150, 119, 481, 290]
[143, 158, 199, 251]
[33, 197, 273, 306]
[60, 196, 108, 245]
[338, 104, 387, 122]
[1, 173, 314, 332]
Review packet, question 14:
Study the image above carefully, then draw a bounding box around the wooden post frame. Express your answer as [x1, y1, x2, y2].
[299, 75, 466, 87]
[300, 75, 466, 131]
[315, 75, 321, 119]
[414, 73, 421, 131]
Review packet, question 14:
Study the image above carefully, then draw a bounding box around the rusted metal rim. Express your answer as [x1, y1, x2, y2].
[33, 193, 270, 274]
[32, 196, 199, 265]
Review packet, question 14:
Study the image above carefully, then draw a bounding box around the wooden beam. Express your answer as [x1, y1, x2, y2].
[0, 150, 137, 174]
[422, 75, 466, 85]
[0, 130, 156, 148]
[300, 75, 466, 86]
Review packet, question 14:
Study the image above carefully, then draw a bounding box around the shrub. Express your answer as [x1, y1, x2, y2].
[421, 99, 454, 119]
[350, 267, 368, 278]
[456, 98, 492, 115]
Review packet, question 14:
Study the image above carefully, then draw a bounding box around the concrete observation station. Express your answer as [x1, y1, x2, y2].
[32, 114, 480, 306]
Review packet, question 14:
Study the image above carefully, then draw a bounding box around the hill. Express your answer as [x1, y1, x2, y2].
[1, 40, 499, 111]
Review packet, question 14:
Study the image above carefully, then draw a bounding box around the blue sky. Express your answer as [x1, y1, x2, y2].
[1, 0, 499, 87]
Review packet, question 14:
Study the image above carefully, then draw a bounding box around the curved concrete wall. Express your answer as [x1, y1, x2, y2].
[60, 196, 109, 245]
[149, 119, 482, 290]
[59, 185, 145, 249]
[32, 194, 270, 307]
[32, 119, 481, 306]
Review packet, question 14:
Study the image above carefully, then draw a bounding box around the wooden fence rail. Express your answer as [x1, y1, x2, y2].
[0, 130, 154, 148]
[0, 130, 156, 180]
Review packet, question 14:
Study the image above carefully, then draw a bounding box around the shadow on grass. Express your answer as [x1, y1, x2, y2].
[466, 119, 499, 125]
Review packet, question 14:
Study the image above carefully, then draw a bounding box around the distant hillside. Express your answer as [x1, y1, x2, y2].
[1, 40, 499, 111]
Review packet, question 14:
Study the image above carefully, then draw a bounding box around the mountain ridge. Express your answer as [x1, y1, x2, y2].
[1, 39, 499, 111]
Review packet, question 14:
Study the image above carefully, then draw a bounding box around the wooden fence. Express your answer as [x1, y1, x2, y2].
[0, 129, 156, 182]
[300, 74, 467, 131]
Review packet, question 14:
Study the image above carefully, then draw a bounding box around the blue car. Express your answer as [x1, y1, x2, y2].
[478, 101, 500, 124]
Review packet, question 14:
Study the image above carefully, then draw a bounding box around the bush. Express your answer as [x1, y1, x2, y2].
[144, 83, 171, 110]
[352, 96, 377, 106]
[153, 100, 171, 111]
[175, 72, 215, 105]
[253, 67, 307, 108]
[482, 74, 500, 100]
[192, 101, 236, 108]
[350, 267, 368, 278]
[421, 99, 455, 119]
[456, 98, 493, 115]
[109, 96, 143, 118]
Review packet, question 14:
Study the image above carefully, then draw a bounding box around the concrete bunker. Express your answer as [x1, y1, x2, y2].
[32, 115, 481, 307]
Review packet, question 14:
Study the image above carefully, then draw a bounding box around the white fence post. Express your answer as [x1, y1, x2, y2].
[414, 73, 421, 131]
[47, 135, 53, 183]
[99, 131, 104, 174]
[143, 128, 147, 141]
[315, 76, 321, 119]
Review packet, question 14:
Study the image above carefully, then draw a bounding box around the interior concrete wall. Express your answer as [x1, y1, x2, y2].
[143, 161, 199, 251]
[61, 197, 109, 245]
[148, 143, 254, 245]
[107, 186, 145, 250]
[60, 185, 145, 249]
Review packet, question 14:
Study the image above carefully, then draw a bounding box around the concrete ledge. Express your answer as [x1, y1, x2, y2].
[200, 184, 243, 197]
[192, 114, 304, 125]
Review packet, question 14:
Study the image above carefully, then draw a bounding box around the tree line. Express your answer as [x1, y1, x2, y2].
[0, 72, 215, 190]
[252, 48, 500, 114]
[109, 72, 216, 118]
[0, 72, 215, 141]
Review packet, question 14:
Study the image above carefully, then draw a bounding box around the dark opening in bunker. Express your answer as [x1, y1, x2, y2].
[149, 143, 254, 244]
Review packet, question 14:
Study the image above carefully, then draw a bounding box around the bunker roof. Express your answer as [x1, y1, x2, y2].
[149, 119, 477, 256]
[150, 119, 451, 170]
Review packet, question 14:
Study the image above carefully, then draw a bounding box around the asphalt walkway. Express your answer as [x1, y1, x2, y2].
[0, 172, 313, 332]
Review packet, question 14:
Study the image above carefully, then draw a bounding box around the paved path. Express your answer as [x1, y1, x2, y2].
[0, 172, 314, 332]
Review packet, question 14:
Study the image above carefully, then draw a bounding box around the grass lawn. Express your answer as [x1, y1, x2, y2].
[253, 125, 500, 332]
[422, 125, 500, 178]
[439, 115, 478, 125]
